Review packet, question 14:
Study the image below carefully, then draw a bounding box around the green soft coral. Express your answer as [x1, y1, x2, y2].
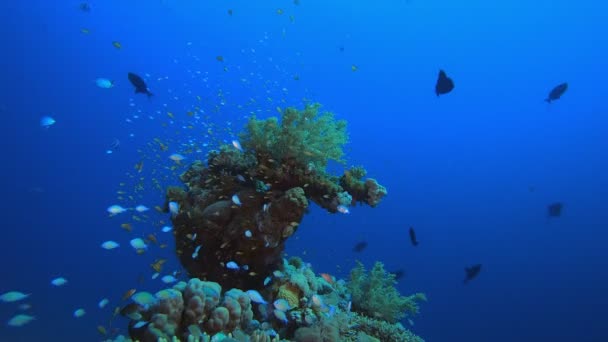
[348, 261, 426, 323]
[240, 103, 348, 170]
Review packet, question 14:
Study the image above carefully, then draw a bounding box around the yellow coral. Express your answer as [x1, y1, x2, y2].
[277, 283, 301, 308]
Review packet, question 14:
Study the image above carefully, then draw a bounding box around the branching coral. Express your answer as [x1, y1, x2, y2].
[240, 103, 348, 170]
[347, 261, 426, 323]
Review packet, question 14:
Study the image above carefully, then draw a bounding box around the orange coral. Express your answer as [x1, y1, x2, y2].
[277, 283, 301, 308]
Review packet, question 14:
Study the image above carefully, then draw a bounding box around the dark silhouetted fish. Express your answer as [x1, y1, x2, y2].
[545, 82, 568, 103]
[79, 2, 91, 12]
[109, 138, 120, 151]
[409, 227, 419, 246]
[435, 69, 454, 96]
[464, 264, 481, 284]
[391, 269, 405, 280]
[547, 202, 563, 217]
[128, 72, 153, 98]
[353, 241, 367, 252]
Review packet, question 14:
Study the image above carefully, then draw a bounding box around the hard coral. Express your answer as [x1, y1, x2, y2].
[277, 283, 301, 309]
[347, 262, 426, 323]
[132, 279, 255, 341]
[240, 103, 348, 170]
[340, 167, 387, 208]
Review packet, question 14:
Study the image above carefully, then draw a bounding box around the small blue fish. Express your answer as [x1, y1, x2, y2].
[101, 240, 119, 250]
[246, 290, 268, 304]
[51, 277, 68, 287]
[40, 116, 56, 128]
[336, 204, 350, 214]
[98, 298, 109, 309]
[226, 261, 239, 270]
[192, 245, 201, 259]
[263, 276, 272, 286]
[133, 321, 148, 329]
[7, 314, 35, 327]
[96, 78, 114, 89]
[273, 309, 288, 324]
[169, 201, 179, 216]
[232, 194, 242, 206]
[107, 205, 128, 215]
[131, 292, 157, 307]
[273, 299, 291, 312]
[0, 291, 30, 303]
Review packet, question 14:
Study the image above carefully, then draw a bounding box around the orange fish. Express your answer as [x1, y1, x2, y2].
[120, 223, 132, 232]
[150, 258, 166, 272]
[147, 234, 158, 244]
[320, 273, 334, 284]
[122, 288, 136, 300]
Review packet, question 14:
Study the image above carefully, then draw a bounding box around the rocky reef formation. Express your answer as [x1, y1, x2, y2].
[166, 104, 387, 291]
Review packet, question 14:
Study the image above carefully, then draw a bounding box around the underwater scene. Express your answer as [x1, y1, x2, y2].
[1, 0, 607, 341]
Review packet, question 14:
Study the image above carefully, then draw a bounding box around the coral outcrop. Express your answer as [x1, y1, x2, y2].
[167, 104, 387, 290]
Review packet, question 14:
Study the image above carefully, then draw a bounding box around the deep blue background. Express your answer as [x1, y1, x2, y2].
[1, 0, 607, 341]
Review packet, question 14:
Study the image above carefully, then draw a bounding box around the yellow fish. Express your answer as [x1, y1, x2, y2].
[80, 28, 90, 34]
[216, 55, 224, 62]
[134, 160, 144, 173]
[150, 259, 166, 272]
[276, 9, 284, 15]
[112, 41, 122, 49]
[351, 65, 358, 72]
[120, 223, 132, 232]
[122, 289, 136, 301]
[97, 325, 107, 335]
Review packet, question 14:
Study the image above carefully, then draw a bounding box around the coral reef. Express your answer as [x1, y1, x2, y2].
[167, 103, 387, 290]
[110, 258, 424, 342]
[347, 261, 427, 323]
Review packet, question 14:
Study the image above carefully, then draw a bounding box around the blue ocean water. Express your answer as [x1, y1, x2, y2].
[1, 0, 607, 341]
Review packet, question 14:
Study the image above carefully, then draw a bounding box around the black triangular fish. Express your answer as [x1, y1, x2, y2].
[545, 82, 568, 103]
[409, 227, 418, 246]
[435, 69, 454, 96]
[547, 202, 563, 217]
[391, 269, 405, 280]
[353, 241, 367, 252]
[464, 264, 481, 284]
[128, 72, 153, 98]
